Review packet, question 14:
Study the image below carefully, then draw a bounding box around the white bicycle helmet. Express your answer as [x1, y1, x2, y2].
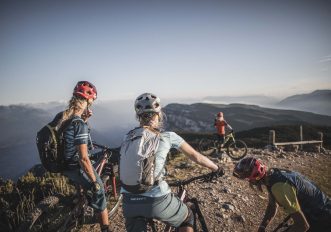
[135, 93, 161, 115]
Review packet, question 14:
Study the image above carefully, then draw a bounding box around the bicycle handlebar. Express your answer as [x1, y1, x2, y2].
[168, 172, 219, 187]
[92, 142, 110, 150]
[92, 142, 121, 164]
[92, 142, 120, 153]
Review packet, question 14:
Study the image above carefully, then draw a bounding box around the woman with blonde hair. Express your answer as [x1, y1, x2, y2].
[59, 81, 111, 232]
[120, 93, 224, 232]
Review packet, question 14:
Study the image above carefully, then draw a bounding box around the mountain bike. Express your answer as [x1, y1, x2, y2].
[148, 172, 223, 232]
[198, 132, 247, 160]
[18, 143, 122, 232]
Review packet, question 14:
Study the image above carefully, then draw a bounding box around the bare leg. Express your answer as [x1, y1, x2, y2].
[100, 208, 109, 228]
[178, 210, 193, 232]
[179, 227, 193, 232]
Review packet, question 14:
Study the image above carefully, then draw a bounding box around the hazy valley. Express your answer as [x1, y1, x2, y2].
[0, 89, 330, 180]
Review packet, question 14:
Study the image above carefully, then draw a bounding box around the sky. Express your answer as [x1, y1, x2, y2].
[1, 0, 331, 105]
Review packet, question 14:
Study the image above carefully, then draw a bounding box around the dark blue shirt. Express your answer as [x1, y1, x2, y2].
[63, 116, 90, 163]
[267, 168, 330, 219]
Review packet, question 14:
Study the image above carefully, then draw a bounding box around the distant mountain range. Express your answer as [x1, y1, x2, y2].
[0, 89, 330, 180]
[0, 104, 134, 180]
[0, 105, 51, 149]
[164, 103, 331, 133]
[277, 90, 331, 116]
[205, 89, 331, 116]
[203, 95, 278, 106]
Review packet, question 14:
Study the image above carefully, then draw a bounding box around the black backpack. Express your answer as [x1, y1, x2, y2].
[36, 112, 76, 173]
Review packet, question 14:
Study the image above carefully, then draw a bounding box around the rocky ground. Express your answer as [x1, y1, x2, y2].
[80, 148, 331, 232]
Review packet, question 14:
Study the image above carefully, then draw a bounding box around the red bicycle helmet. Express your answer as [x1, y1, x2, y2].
[73, 81, 97, 100]
[217, 112, 223, 117]
[233, 157, 266, 181]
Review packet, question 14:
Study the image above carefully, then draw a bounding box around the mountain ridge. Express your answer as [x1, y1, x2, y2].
[164, 102, 331, 133]
[277, 89, 331, 115]
[1, 95, 331, 180]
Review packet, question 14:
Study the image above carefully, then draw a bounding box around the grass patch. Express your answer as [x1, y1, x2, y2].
[0, 172, 74, 231]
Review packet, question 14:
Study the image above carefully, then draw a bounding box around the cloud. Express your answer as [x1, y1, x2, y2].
[318, 54, 331, 63]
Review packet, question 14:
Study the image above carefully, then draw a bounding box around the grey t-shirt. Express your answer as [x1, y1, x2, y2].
[121, 131, 184, 197]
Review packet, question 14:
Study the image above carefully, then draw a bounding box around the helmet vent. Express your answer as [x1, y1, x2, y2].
[134, 93, 161, 115]
[73, 81, 97, 100]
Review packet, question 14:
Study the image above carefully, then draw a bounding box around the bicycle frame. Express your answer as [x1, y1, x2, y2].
[60, 143, 120, 230]
[220, 132, 235, 148]
[198, 132, 247, 160]
[93, 143, 119, 199]
[156, 173, 213, 232]
[18, 143, 121, 232]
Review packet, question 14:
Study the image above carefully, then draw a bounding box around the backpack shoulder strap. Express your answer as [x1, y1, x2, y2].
[268, 168, 293, 191]
[143, 128, 163, 182]
[143, 126, 161, 135]
[46, 124, 57, 146]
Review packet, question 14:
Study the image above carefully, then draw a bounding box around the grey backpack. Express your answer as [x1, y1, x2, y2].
[119, 127, 161, 194]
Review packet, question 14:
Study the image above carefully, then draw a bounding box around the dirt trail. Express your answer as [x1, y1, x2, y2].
[80, 149, 331, 232]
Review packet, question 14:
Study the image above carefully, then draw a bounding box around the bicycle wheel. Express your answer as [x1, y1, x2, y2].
[198, 138, 215, 156]
[226, 140, 247, 160]
[102, 164, 122, 218]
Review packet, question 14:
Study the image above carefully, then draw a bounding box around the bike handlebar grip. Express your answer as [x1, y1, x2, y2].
[217, 166, 225, 176]
[203, 167, 225, 182]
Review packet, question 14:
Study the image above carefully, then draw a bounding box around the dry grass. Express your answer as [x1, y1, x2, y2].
[0, 171, 75, 231]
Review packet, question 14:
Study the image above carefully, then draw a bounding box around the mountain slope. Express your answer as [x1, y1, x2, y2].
[277, 89, 331, 115]
[0, 105, 51, 148]
[178, 124, 331, 150]
[0, 103, 132, 180]
[0, 105, 52, 180]
[2, 101, 331, 180]
[203, 95, 278, 106]
[163, 103, 331, 133]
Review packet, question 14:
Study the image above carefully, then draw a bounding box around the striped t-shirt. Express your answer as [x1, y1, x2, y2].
[63, 116, 90, 163]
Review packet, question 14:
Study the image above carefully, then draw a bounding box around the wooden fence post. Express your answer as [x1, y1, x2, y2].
[300, 125, 303, 150]
[269, 130, 275, 146]
[318, 132, 323, 148]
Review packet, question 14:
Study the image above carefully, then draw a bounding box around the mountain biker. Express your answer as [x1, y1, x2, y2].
[233, 157, 331, 232]
[214, 112, 233, 146]
[60, 81, 111, 232]
[121, 93, 224, 232]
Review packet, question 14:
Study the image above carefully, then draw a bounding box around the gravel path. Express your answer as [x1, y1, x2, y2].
[78, 149, 331, 232]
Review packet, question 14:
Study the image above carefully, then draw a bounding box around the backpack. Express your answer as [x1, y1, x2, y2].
[119, 127, 161, 194]
[36, 112, 78, 173]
